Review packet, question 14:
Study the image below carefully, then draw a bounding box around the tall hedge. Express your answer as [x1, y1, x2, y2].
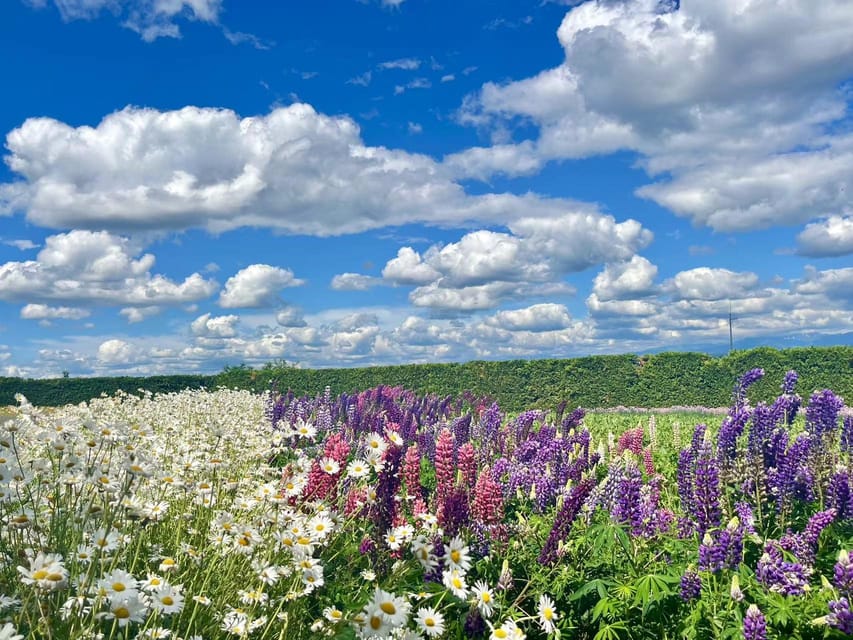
[1, 347, 850, 410]
[215, 346, 852, 411]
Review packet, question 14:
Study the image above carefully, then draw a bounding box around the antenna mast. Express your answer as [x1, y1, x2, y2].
[728, 301, 734, 352]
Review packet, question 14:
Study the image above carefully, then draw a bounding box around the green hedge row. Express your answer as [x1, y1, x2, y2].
[1, 347, 851, 411]
[214, 346, 852, 411]
[0, 375, 210, 408]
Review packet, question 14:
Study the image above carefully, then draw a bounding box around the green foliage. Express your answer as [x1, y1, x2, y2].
[1, 346, 850, 409]
[0, 375, 209, 406]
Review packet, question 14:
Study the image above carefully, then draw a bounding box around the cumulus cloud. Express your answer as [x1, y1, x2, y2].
[20, 303, 89, 320]
[119, 306, 161, 323]
[380, 213, 650, 310]
[793, 266, 853, 299]
[484, 303, 572, 332]
[591, 255, 658, 301]
[456, 0, 853, 233]
[97, 339, 138, 364]
[796, 215, 853, 257]
[1, 104, 647, 239]
[330, 273, 378, 291]
[0, 230, 217, 307]
[190, 312, 239, 338]
[667, 268, 761, 301]
[275, 305, 307, 327]
[382, 247, 442, 285]
[218, 264, 302, 308]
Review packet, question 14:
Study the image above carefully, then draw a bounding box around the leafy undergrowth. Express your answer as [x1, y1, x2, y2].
[0, 370, 852, 639]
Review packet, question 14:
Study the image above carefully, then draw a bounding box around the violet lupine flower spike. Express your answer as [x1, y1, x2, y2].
[834, 550, 853, 594]
[842, 417, 853, 457]
[806, 389, 845, 444]
[828, 598, 853, 634]
[742, 604, 767, 640]
[693, 444, 723, 537]
[679, 569, 702, 602]
[538, 477, 596, 567]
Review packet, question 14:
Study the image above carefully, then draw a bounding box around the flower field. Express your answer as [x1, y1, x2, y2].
[1, 370, 852, 639]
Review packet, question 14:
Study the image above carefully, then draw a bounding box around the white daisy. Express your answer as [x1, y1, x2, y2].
[371, 587, 411, 627]
[445, 535, 472, 573]
[104, 593, 148, 627]
[149, 584, 183, 615]
[472, 580, 496, 618]
[320, 457, 340, 475]
[537, 593, 559, 634]
[347, 459, 370, 479]
[442, 569, 468, 599]
[416, 606, 445, 638]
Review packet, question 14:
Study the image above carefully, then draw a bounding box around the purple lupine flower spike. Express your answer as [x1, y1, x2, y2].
[743, 604, 767, 640]
[843, 416, 853, 456]
[807, 389, 845, 446]
[693, 443, 722, 536]
[679, 569, 702, 601]
[539, 477, 596, 566]
[835, 550, 853, 594]
[828, 598, 853, 634]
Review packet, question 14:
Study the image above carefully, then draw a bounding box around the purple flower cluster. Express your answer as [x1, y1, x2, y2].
[742, 604, 767, 640]
[834, 550, 853, 594]
[806, 388, 845, 443]
[697, 516, 745, 573]
[842, 416, 853, 457]
[693, 444, 723, 536]
[827, 470, 853, 521]
[498, 424, 597, 512]
[828, 598, 853, 634]
[539, 477, 597, 567]
[756, 543, 812, 596]
[679, 569, 702, 601]
[614, 463, 644, 535]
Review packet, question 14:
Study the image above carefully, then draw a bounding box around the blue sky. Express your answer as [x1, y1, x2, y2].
[1, 0, 851, 377]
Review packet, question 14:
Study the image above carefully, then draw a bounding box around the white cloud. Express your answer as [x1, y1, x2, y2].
[119, 306, 161, 323]
[485, 303, 572, 332]
[394, 78, 431, 95]
[591, 256, 658, 301]
[407, 122, 423, 135]
[457, 0, 853, 233]
[347, 70, 372, 86]
[444, 141, 542, 181]
[20, 303, 89, 320]
[330, 273, 377, 291]
[218, 264, 303, 308]
[379, 213, 650, 311]
[796, 215, 853, 257]
[0, 104, 646, 238]
[636, 138, 853, 232]
[3, 239, 39, 250]
[793, 266, 853, 299]
[14, 260, 853, 376]
[382, 247, 442, 285]
[0, 230, 217, 307]
[378, 58, 420, 70]
[275, 305, 307, 327]
[667, 268, 760, 301]
[441, 74, 455, 83]
[97, 338, 138, 364]
[190, 312, 239, 337]
[28, 0, 222, 42]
